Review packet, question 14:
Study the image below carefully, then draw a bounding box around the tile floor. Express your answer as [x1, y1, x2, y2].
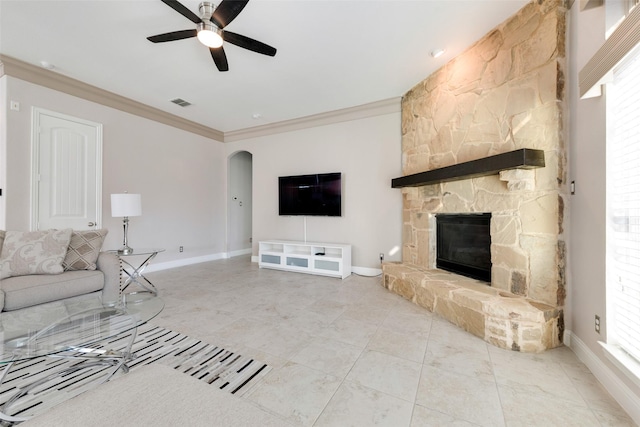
[146, 256, 636, 427]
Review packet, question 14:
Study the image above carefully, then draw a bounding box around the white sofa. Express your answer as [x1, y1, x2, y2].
[0, 229, 121, 311]
[0, 251, 121, 311]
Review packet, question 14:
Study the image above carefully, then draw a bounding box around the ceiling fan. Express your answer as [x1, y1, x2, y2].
[147, 0, 277, 72]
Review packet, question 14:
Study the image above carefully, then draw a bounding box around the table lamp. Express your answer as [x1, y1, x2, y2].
[111, 193, 142, 255]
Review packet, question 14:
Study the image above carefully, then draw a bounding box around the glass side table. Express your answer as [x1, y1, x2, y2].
[108, 248, 165, 299]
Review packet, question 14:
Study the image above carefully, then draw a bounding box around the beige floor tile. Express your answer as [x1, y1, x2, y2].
[340, 305, 391, 325]
[381, 310, 433, 338]
[561, 361, 631, 415]
[366, 328, 428, 363]
[291, 336, 363, 378]
[424, 338, 494, 382]
[246, 361, 342, 426]
[410, 404, 483, 427]
[346, 350, 422, 402]
[593, 408, 637, 426]
[498, 382, 601, 427]
[144, 257, 636, 427]
[416, 365, 505, 427]
[315, 381, 413, 427]
[316, 315, 379, 348]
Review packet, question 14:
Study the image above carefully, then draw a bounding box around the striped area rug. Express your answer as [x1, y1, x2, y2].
[0, 324, 270, 422]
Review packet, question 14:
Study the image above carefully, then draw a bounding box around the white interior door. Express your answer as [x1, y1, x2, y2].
[32, 109, 102, 231]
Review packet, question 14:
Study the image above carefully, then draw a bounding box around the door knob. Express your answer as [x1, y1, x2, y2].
[88, 222, 96, 227]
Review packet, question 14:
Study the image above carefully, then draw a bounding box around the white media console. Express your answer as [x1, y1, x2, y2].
[258, 240, 352, 279]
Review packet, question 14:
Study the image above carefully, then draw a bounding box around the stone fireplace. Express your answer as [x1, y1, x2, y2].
[381, 0, 568, 352]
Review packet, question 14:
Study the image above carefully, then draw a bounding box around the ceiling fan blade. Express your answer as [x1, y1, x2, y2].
[147, 29, 197, 43]
[211, 0, 249, 29]
[161, 0, 202, 24]
[210, 47, 229, 72]
[223, 31, 277, 57]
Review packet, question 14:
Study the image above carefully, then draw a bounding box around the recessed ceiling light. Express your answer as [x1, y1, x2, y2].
[252, 113, 262, 119]
[430, 49, 445, 58]
[40, 61, 55, 70]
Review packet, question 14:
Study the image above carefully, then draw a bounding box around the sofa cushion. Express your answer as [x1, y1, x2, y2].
[0, 229, 72, 279]
[1, 270, 104, 311]
[63, 229, 108, 271]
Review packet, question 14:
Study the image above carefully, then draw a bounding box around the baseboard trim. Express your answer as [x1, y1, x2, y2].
[144, 254, 226, 273]
[249, 257, 381, 278]
[134, 252, 383, 280]
[142, 249, 254, 273]
[565, 330, 640, 424]
[227, 248, 252, 258]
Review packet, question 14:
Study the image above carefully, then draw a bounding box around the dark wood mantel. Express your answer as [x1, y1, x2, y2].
[391, 148, 545, 188]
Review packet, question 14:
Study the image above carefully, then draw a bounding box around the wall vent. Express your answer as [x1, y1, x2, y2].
[170, 98, 192, 107]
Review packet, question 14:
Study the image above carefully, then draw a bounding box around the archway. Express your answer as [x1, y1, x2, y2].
[227, 151, 253, 257]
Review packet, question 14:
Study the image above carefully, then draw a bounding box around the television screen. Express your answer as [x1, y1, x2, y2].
[279, 173, 342, 216]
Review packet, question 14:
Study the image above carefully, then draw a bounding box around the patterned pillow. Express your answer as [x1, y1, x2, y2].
[63, 229, 109, 271]
[0, 229, 73, 279]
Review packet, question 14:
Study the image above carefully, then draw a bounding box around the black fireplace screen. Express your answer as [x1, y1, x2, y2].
[436, 213, 491, 282]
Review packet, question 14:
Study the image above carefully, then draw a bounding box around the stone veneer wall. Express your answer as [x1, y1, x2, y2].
[383, 0, 568, 351]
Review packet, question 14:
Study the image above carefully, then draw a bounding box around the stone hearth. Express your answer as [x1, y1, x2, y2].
[382, 0, 567, 352]
[382, 263, 562, 352]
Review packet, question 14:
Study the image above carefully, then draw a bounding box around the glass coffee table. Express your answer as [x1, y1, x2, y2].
[0, 294, 164, 423]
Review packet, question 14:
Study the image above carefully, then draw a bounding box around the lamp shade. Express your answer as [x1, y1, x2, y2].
[111, 193, 142, 217]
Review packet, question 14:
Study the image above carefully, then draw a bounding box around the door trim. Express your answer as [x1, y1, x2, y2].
[30, 108, 103, 230]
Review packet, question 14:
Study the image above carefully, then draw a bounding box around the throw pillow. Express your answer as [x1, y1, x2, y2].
[0, 229, 73, 279]
[0, 230, 5, 256]
[63, 229, 109, 271]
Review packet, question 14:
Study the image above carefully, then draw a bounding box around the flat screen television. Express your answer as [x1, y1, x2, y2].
[279, 173, 342, 216]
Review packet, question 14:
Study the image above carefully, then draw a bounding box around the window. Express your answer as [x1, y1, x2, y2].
[606, 44, 640, 368]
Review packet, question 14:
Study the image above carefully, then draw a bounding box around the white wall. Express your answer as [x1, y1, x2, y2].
[2, 76, 227, 264]
[567, 1, 640, 417]
[0, 76, 7, 229]
[1, 76, 403, 272]
[225, 112, 403, 271]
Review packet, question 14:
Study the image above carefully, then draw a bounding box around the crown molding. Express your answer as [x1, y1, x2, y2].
[1, 55, 401, 143]
[223, 97, 401, 142]
[0, 55, 225, 142]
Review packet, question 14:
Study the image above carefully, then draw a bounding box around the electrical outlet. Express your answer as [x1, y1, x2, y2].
[595, 314, 601, 334]
[179, 246, 184, 253]
[379, 253, 384, 262]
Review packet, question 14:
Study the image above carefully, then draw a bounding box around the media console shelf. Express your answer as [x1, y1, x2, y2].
[258, 240, 352, 279]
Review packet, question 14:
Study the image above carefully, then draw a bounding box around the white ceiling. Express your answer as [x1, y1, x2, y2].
[0, 0, 528, 133]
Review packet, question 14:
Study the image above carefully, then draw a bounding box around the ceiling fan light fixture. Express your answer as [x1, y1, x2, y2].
[197, 22, 223, 48]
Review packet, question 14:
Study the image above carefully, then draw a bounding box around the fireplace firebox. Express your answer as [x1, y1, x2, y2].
[436, 213, 492, 282]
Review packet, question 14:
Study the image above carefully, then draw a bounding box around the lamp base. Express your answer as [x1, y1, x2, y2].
[118, 246, 134, 255]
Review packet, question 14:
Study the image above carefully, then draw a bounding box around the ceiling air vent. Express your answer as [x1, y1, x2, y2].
[170, 98, 191, 107]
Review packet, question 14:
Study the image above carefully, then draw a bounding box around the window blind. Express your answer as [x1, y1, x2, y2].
[580, 3, 640, 98]
[608, 49, 640, 362]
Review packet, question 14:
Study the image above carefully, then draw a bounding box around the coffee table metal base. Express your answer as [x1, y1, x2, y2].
[0, 325, 138, 424]
[0, 296, 163, 424]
